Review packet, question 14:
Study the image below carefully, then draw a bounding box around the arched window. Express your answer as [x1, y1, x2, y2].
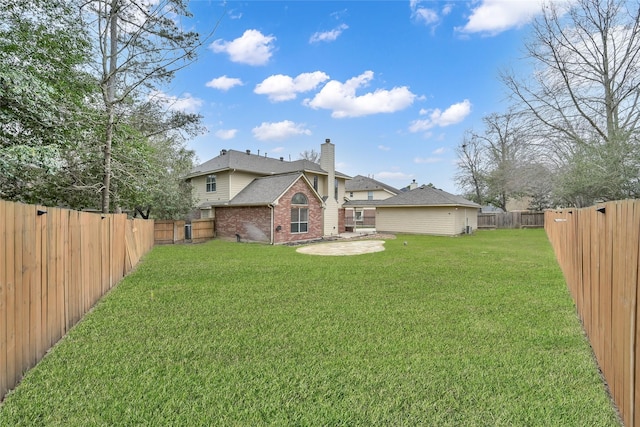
[292, 193, 308, 205]
[291, 192, 308, 233]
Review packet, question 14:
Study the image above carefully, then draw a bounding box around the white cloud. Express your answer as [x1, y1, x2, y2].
[409, 99, 472, 132]
[413, 6, 439, 25]
[410, 0, 452, 26]
[378, 145, 391, 151]
[252, 120, 312, 141]
[215, 129, 237, 140]
[148, 90, 203, 113]
[304, 71, 416, 118]
[457, 0, 551, 35]
[432, 147, 446, 155]
[254, 71, 330, 102]
[206, 76, 243, 91]
[310, 24, 349, 43]
[210, 29, 276, 66]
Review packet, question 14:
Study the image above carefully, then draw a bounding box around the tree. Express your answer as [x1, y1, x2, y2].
[455, 131, 487, 205]
[81, 0, 217, 213]
[299, 149, 320, 163]
[455, 111, 545, 211]
[0, 0, 94, 203]
[113, 101, 202, 219]
[502, 0, 640, 205]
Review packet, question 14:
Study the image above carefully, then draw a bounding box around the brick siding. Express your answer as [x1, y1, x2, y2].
[273, 178, 323, 244]
[215, 206, 271, 243]
[214, 177, 324, 244]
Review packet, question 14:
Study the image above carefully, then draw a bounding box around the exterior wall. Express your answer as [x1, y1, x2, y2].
[323, 197, 339, 236]
[215, 206, 271, 243]
[273, 178, 323, 244]
[453, 207, 478, 233]
[191, 172, 231, 206]
[338, 208, 346, 233]
[336, 178, 347, 207]
[348, 189, 394, 200]
[191, 170, 263, 207]
[229, 171, 261, 199]
[376, 206, 468, 236]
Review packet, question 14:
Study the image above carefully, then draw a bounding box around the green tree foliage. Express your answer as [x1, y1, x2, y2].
[1, 0, 211, 218]
[81, 0, 213, 213]
[0, 0, 93, 203]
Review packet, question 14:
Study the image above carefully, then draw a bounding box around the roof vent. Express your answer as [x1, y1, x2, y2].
[246, 149, 251, 155]
[325, 138, 331, 143]
[280, 157, 284, 161]
[221, 149, 227, 155]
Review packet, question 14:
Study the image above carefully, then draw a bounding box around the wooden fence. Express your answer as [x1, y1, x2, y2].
[478, 211, 544, 229]
[545, 200, 640, 427]
[154, 220, 185, 244]
[153, 219, 215, 245]
[0, 200, 154, 402]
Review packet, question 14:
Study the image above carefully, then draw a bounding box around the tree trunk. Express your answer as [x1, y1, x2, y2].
[101, 2, 118, 214]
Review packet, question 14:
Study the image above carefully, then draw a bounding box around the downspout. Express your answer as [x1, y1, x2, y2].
[269, 203, 275, 245]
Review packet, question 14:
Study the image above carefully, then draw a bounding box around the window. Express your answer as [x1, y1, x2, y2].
[291, 192, 309, 233]
[355, 209, 363, 221]
[206, 175, 217, 192]
[349, 192, 354, 198]
[335, 178, 338, 200]
[367, 191, 373, 200]
[313, 176, 318, 191]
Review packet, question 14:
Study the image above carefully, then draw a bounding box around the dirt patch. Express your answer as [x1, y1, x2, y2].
[296, 240, 387, 256]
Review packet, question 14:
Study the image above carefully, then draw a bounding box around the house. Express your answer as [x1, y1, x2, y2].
[343, 175, 401, 229]
[186, 139, 351, 244]
[373, 185, 480, 236]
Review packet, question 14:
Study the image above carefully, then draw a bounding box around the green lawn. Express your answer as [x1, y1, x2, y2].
[0, 230, 620, 426]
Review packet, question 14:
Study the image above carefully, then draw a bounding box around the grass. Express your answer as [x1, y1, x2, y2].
[0, 229, 620, 426]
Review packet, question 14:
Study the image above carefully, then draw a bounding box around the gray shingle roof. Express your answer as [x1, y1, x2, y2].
[345, 175, 400, 194]
[189, 149, 350, 179]
[228, 173, 312, 206]
[374, 185, 480, 208]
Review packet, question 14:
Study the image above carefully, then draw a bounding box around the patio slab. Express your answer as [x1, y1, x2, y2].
[296, 240, 386, 256]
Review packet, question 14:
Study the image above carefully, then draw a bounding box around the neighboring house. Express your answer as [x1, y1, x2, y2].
[186, 139, 350, 244]
[343, 175, 400, 229]
[373, 185, 480, 236]
[481, 205, 505, 213]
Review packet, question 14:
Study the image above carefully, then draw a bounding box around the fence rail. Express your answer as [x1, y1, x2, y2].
[0, 200, 154, 401]
[478, 211, 544, 229]
[545, 200, 640, 427]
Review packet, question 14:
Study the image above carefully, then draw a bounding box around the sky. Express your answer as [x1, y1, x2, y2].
[163, 0, 550, 194]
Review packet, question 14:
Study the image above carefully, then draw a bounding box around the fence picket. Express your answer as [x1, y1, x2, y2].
[546, 200, 640, 427]
[0, 201, 154, 402]
[1, 201, 8, 396]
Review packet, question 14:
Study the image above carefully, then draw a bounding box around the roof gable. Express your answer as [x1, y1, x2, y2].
[375, 185, 480, 208]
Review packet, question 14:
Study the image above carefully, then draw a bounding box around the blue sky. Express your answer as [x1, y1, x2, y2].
[163, 0, 550, 193]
